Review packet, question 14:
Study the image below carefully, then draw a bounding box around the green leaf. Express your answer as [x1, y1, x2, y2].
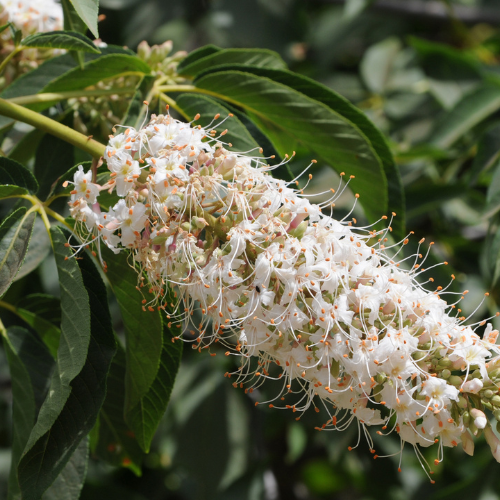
[4, 326, 54, 500]
[42, 437, 89, 500]
[192, 70, 388, 223]
[14, 217, 51, 281]
[204, 66, 405, 236]
[34, 131, 75, 200]
[468, 122, 500, 186]
[177, 45, 221, 73]
[51, 226, 91, 384]
[485, 162, 500, 219]
[122, 74, 156, 129]
[431, 84, 500, 149]
[178, 48, 286, 77]
[68, 0, 99, 38]
[42, 53, 151, 94]
[0, 157, 39, 198]
[15, 294, 61, 357]
[62, 0, 88, 34]
[125, 313, 183, 452]
[48, 160, 93, 200]
[0, 47, 133, 107]
[22, 31, 100, 53]
[18, 231, 116, 500]
[0, 208, 36, 298]
[344, 0, 374, 19]
[93, 345, 144, 474]
[360, 37, 401, 94]
[176, 94, 264, 156]
[103, 251, 163, 444]
[0, 22, 10, 35]
[8, 128, 46, 165]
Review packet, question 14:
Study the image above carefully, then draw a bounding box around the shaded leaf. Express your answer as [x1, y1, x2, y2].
[431, 84, 500, 149]
[485, 162, 500, 219]
[0, 208, 36, 298]
[18, 232, 116, 500]
[103, 251, 163, 444]
[34, 131, 75, 200]
[22, 31, 100, 53]
[8, 128, 46, 165]
[468, 121, 500, 186]
[125, 314, 183, 452]
[178, 48, 286, 77]
[68, 0, 99, 38]
[93, 345, 144, 474]
[0, 157, 39, 198]
[4, 325, 54, 500]
[15, 294, 62, 357]
[192, 70, 387, 222]
[42, 438, 89, 500]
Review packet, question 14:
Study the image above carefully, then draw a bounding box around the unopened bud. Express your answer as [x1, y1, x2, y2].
[492, 395, 500, 407]
[470, 408, 487, 429]
[462, 379, 483, 394]
[441, 369, 451, 379]
[448, 376, 463, 386]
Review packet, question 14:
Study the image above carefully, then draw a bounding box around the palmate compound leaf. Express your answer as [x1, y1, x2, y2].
[190, 70, 389, 225]
[104, 250, 183, 452]
[189, 65, 405, 237]
[21, 31, 100, 53]
[0, 207, 36, 298]
[17, 228, 116, 500]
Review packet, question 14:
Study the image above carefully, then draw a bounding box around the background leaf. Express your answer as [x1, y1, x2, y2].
[431, 84, 500, 149]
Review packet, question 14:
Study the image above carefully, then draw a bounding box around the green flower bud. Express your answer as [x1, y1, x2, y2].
[457, 396, 468, 409]
[493, 409, 500, 421]
[448, 376, 463, 386]
[491, 395, 500, 407]
[441, 369, 451, 379]
[484, 389, 494, 399]
[438, 357, 451, 368]
[463, 411, 470, 427]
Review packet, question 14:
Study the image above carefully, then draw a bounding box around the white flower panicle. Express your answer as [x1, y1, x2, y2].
[0, 0, 62, 36]
[0, 0, 63, 87]
[67, 110, 500, 477]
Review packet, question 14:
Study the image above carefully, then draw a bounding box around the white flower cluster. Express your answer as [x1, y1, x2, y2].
[0, 0, 62, 37]
[0, 0, 63, 88]
[68, 112, 500, 473]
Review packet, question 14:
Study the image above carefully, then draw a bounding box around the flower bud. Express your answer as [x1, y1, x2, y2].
[492, 395, 500, 407]
[461, 431, 474, 456]
[485, 427, 500, 463]
[448, 375, 463, 386]
[470, 409, 487, 429]
[462, 379, 483, 394]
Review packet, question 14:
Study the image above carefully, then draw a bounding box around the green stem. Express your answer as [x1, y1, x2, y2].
[0, 47, 21, 75]
[44, 206, 73, 230]
[158, 92, 190, 121]
[0, 98, 105, 158]
[8, 87, 138, 106]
